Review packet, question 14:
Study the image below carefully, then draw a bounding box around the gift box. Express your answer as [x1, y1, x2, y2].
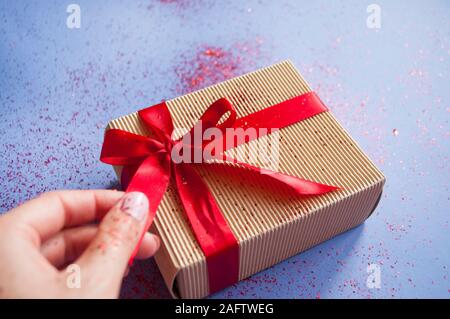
[100, 61, 385, 298]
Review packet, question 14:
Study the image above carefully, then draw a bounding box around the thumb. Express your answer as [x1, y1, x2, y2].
[74, 192, 150, 297]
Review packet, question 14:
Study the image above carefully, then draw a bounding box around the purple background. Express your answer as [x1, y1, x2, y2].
[0, 0, 448, 298]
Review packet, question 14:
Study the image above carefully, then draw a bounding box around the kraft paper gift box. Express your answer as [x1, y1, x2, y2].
[102, 61, 385, 298]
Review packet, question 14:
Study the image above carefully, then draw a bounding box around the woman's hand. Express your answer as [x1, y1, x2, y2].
[0, 190, 159, 298]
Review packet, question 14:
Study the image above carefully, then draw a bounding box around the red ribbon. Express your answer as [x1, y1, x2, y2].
[100, 91, 338, 293]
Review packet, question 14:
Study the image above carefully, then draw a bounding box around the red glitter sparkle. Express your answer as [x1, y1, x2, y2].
[173, 41, 264, 95]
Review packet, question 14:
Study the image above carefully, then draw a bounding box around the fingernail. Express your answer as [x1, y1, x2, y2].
[119, 192, 148, 222]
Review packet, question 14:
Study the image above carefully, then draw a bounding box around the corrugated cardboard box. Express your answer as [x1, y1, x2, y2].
[105, 61, 385, 298]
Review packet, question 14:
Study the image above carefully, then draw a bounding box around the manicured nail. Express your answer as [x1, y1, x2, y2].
[119, 192, 148, 222]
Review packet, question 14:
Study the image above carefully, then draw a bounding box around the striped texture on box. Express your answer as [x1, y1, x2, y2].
[106, 61, 385, 298]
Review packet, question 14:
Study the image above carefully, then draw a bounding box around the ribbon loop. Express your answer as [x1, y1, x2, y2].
[138, 102, 174, 143]
[199, 98, 237, 131]
[184, 98, 237, 146]
[101, 129, 165, 166]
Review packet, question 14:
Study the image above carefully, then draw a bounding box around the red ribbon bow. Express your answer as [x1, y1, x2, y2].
[100, 91, 338, 293]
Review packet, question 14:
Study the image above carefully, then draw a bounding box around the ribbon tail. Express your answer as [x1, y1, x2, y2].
[125, 153, 171, 264]
[214, 154, 339, 195]
[173, 162, 239, 294]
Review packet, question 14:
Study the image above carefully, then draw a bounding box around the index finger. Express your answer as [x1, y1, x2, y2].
[6, 189, 124, 243]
